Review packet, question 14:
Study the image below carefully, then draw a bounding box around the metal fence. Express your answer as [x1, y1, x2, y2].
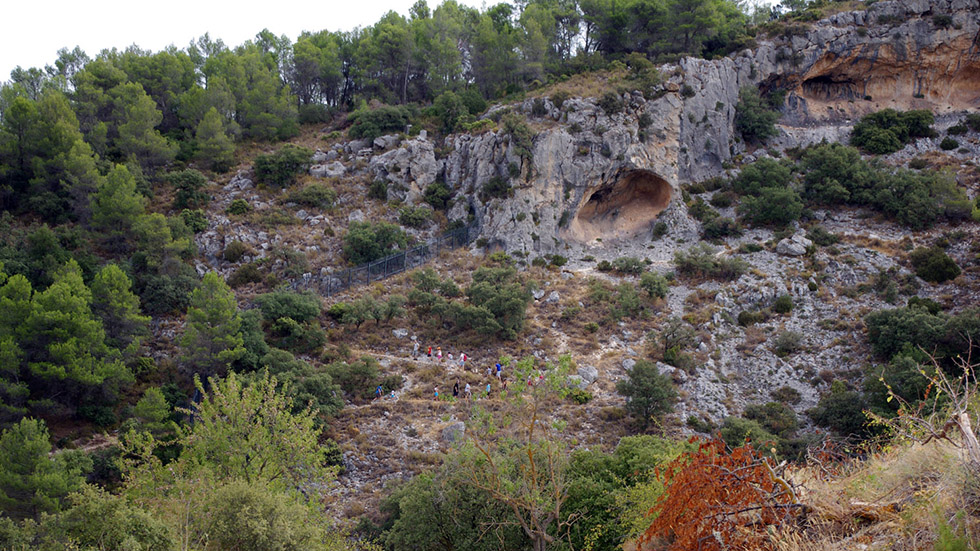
[293, 222, 480, 297]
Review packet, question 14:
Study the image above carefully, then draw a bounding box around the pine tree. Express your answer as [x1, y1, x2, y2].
[195, 107, 235, 172]
[91, 164, 146, 251]
[180, 272, 245, 377]
[91, 263, 149, 354]
[22, 260, 132, 395]
[0, 417, 91, 520]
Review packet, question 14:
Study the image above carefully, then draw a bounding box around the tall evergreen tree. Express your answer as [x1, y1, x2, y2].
[0, 417, 91, 520]
[180, 272, 244, 378]
[90, 263, 149, 353]
[91, 164, 146, 251]
[194, 107, 235, 172]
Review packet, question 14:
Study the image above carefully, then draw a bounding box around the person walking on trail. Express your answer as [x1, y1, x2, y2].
[495, 363, 502, 379]
[448, 352, 454, 366]
[427, 345, 432, 359]
[486, 364, 493, 377]
[453, 379, 460, 398]
[375, 385, 383, 400]
[459, 353, 467, 369]
[464, 382, 472, 400]
[437, 347, 443, 361]
[485, 382, 491, 398]
[434, 386, 439, 400]
[413, 340, 419, 358]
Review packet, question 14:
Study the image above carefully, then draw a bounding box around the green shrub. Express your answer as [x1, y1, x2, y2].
[805, 226, 839, 246]
[342, 221, 408, 264]
[639, 272, 669, 299]
[226, 199, 251, 215]
[772, 294, 794, 314]
[223, 240, 252, 263]
[170, 169, 210, 210]
[398, 206, 431, 228]
[735, 86, 780, 142]
[612, 256, 645, 275]
[939, 137, 959, 151]
[674, 243, 748, 281]
[180, 209, 208, 233]
[808, 381, 870, 437]
[253, 145, 313, 187]
[568, 388, 592, 404]
[687, 197, 718, 222]
[947, 124, 968, 135]
[851, 109, 934, 154]
[549, 255, 568, 267]
[285, 183, 337, 208]
[550, 90, 570, 109]
[615, 359, 677, 429]
[598, 91, 623, 115]
[772, 330, 802, 356]
[909, 246, 961, 283]
[738, 187, 803, 227]
[800, 143, 867, 204]
[423, 181, 453, 210]
[255, 290, 322, 322]
[348, 105, 414, 141]
[732, 158, 792, 196]
[702, 217, 742, 239]
[326, 357, 381, 401]
[368, 180, 388, 201]
[709, 191, 737, 208]
[481, 177, 512, 201]
[965, 113, 980, 132]
[737, 310, 766, 326]
[719, 417, 776, 449]
[227, 263, 263, 288]
[596, 260, 613, 272]
[651, 221, 668, 239]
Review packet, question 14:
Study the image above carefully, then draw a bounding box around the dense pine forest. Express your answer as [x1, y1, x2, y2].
[2, 0, 980, 549]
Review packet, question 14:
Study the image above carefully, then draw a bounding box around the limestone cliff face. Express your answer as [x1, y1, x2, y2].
[425, 0, 980, 254]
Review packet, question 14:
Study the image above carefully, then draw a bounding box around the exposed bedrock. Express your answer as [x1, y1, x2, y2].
[372, 0, 979, 254]
[565, 170, 673, 243]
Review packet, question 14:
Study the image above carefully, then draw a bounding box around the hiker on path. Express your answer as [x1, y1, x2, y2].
[485, 382, 491, 398]
[464, 382, 472, 399]
[434, 386, 439, 400]
[453, 379, 460, 398]
[495, 363, 502, 379]
[413, 340, 419, 358]
[375, 385, 383, 400]
[427, 346, 432, 359]
[486, 364, 493, 377]
[459, 353, 467, 369]
[437, 347, 443, 361]
[448, 352, 454, 365]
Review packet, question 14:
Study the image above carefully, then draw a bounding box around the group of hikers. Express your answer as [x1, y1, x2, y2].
[412, 340, 470, 370]
[433, 360, 506, 402]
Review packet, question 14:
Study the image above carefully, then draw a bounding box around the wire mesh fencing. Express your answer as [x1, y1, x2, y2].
[292, 222, 479, 296]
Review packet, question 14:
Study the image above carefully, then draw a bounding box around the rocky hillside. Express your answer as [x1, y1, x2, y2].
[176, 0, 980, 515]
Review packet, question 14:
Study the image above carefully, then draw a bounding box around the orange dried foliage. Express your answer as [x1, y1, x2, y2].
[641, 438, 802, 551]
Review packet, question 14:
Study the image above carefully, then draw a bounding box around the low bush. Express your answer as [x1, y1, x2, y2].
[343, 221, 408, 264]
[639, 272, 669, 299]
[253, 144, 313, 187]
[423, 181, 453, 210]
[368, 180, 388, 201]
[226, 199, 251, 215]
[735, 86, 780, 143]
[850, 109, 935, 154]
[612, 256, 645, 275]
[909, 246, 961, 283]
[702, 217, 742, 239]
[285, 183, 337, 208]
[348, 104, 414, 141]
[939, 137, 960, 151]
[223, 240, 252, 263]
[398, 206, 431, 228]
[674, 243, 747, 281]
[772, 294, 794, 314]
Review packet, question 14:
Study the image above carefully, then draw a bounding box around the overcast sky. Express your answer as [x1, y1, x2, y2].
[1, 0, 496, 81]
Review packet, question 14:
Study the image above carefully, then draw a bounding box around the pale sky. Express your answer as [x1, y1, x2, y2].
[1, 0, 496, 81]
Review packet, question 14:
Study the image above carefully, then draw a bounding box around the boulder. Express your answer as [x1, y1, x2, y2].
[776, 234, 813, 257]
[578, 364, 599, 385]
[311, 161, 346, 179]
[392, 328, 409, 339]
[441, 422, 466, 443]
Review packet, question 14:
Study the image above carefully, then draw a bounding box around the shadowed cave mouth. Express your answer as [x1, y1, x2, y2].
[569, 169, 672, 242]
[801, 73, 863, 102]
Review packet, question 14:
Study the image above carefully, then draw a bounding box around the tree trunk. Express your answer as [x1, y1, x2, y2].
[954, 412, 980, 468]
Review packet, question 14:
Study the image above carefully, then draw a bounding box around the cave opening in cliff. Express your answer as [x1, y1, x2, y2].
[566, 169, 672, 242]
[801, 73, 861, 102]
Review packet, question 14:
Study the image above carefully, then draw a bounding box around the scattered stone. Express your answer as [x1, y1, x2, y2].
[441, 422, 466, 443]
[578, 365, 599, 385]
[348, 210, 366, 223]
[545, 291, 561, 304]
[622, 358, 637, 372]
[392, 329, 409, 339]
[776, 234, 813, 256]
